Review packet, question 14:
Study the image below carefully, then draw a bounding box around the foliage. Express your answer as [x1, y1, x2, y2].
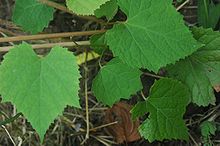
[200, 121, 217, 145]
[12, 0, 54, 34]
[0, 43, 81, 141]
[92, 58, 142, 106]
[1, 0, 220, 144]
[90, 33, 107, 54]
[106, 0, 201, 72]
[131, 78, 190, 142]
[94, 0, 118, 21]
[66, 0, 110, 15]
[198, 0, 220, 29]
[167, 27, 220, 106]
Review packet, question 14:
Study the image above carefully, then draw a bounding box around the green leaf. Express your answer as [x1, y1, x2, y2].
[0, 43, 81, 141]
[209, 2, 220, 29]
[106, 0, 201, 72]
[66, 0, 110, 15]
[200, 121, 217, 137]
[167, 27, 220, 106]
[90, 33, 107, 54]
[12, 0, 54, 34]
[200, 121, 217, 145]
[131, 101, 146, 120]
[132, 78, 190, 142]
[94, 0, 118, 21]
[198, 0, 209, 28]
[92, 58, 142, 106]
[198, 0, 220, 29]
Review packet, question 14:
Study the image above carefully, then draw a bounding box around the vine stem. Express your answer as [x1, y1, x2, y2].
[176, 0, 190, 11]
[81, 49, 90, 144]
[0, 41, 90, 52]
[0, 30, 106, 43]
[38, 0, 105, 24]
[143, 72, 163, 79]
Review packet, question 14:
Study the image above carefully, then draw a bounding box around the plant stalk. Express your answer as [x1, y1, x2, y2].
[0, 30, 106, 43]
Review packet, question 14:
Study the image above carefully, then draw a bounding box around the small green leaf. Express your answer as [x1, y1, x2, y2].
[90, 33, 107, 54]
[66, 0, 110, 15]
[209, 2, 220, 29]
[200, 121, 217, 137]
[167, 27, 220, 106]
[106, 0, 201, 72]
[132, 78, 190, 142]
[94, 0, 118, 21]
[198, 0, 209, 28]
[92, 58, 142, 106]
[200, 121, 217, 145]
[12, 0, 54, 34]
[0, 43, 81, 141]
[131, 101, 146, 120]
[198, 0, 220, 29]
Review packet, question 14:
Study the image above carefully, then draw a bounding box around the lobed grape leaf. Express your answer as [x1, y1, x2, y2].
[94, 0, 118, 21]
[0, 43, 81, 141]
[131, 78, 190, 142]
[12, 0, 54, 34]
[66, 0, 110, 15]
[106, 0, 201, 72]
[167, 27, 220, 106]
[92, 58, 142, 106]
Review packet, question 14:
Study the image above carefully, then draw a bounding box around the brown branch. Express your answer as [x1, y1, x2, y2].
[0, 41, 90, 52]
[0, 30, 106, 43]
[38, 0, 105, 24]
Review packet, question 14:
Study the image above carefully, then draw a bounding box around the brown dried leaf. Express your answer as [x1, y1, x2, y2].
[104, 102, 140, 144]
[214, 85, 220, 92]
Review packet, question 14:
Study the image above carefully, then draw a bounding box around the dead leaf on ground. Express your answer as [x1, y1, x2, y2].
[214, 85, 220, 92]
[104, 102, 140, 144]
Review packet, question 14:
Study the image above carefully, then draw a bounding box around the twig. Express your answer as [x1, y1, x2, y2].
[189, 133, 199, 146]
[90, 135, 111, 146]
[0, 41, 90, 52]
[141, 91, 147, 100]
[82, 49, 90, 144]
[0, 19, 20, 30]
[90, 121, 118, 132]
[0, 27, 18, 36]
[0, 32, 14, 46]
[0, 30, 106, 43]
[176, 0, 190, 11]
[38, 0, 105, 24]
[1, 125, 16, 146]
[143, 72, 163, 79]
[17, 137, 22, 146]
